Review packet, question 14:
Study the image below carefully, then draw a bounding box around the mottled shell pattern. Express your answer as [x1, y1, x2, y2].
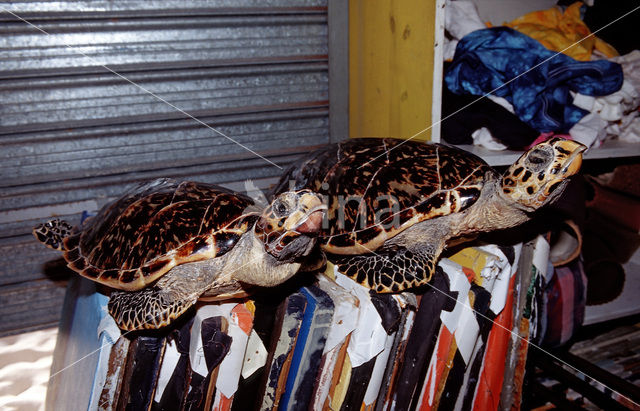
[273, 138, 496, 255]
[40, 179, 259, 291]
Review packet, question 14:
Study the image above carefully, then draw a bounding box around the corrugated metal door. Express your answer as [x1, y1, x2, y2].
[0, 0, 332, 336]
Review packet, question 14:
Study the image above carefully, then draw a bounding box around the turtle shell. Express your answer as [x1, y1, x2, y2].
[62, 178, 258, 290]
[274, 138, 495, 254]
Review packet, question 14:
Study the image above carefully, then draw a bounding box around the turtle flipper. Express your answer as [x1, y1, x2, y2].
[333, 246, 440, 293]
[107, 258, 229, 331]
[107, 286, 198, 331]
[32, 219, 74, 251]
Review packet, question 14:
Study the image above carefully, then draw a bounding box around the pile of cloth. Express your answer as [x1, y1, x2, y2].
[441, 0, 640, 150]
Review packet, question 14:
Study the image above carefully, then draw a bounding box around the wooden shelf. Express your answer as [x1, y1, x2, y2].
[455, 139, 640, 166]
[584, 250, 640, 325]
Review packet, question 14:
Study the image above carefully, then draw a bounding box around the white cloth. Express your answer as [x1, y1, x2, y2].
[472, 127, 508, 151]
[616, 111, 640, 143]
[569, 112, 608, 148]
[444, 0, 486, 61]
[487, 95, 515, 113]
[572, 50, 640, 146]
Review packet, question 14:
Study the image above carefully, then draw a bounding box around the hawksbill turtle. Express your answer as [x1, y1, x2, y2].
[33, 178, 326, 330]
[271, 137, 586, 292]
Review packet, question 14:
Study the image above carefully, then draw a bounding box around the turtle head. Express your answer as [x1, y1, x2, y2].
[501, 138, 586, 210]
[255, 189, 326, 261]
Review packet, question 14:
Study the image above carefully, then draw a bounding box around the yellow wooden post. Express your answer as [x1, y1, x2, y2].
[349, 0, 438, 141]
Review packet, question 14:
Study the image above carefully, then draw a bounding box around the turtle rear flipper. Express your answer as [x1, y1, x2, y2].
[32, 219, 74, 251]
[108, 286, 198, 331]
[333, 245, 441, 293]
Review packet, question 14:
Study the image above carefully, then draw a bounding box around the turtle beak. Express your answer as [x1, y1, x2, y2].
[558, 140, 587, 176]
[292, 192, 326, 234]
[294, 205, 326, 234]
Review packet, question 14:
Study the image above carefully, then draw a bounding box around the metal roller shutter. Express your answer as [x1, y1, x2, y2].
[0, 0, 332, 336]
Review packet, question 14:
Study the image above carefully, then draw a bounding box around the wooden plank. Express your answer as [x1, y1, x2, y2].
[349, 0, 437, 140]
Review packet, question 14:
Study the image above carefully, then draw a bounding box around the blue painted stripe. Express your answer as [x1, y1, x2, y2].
[278, 287, 317, 410]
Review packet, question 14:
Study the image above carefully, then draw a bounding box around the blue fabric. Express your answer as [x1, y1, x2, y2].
[445, 27, 623, 132]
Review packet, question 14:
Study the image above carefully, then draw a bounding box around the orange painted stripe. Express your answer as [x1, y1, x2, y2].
[418, 325, 454, 411]
[472, 273, 516, 411]
[462, 266, 476, 285]
[212, 392, 233, 411]
[212, 303, 254, 410]
[511, 318, 531, 408]
[233, 303, 254, 334]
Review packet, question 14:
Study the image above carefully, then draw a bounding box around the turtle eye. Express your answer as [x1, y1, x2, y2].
[272, 192, 297, 218]
[528, 148, 547, 164]
[274, 201, 288, 217]
[525, 147, 553, 172]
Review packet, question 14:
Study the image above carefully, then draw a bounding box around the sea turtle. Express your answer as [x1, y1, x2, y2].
[33, 178, 326, 331]
[271, 137, 586, 293]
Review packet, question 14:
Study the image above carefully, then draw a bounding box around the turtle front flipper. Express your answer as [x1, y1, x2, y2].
[108, 285, 198, 331]
[332, 245, 441, 293]
[107, 259, 226, 331]
[32, 219, 74, 251]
